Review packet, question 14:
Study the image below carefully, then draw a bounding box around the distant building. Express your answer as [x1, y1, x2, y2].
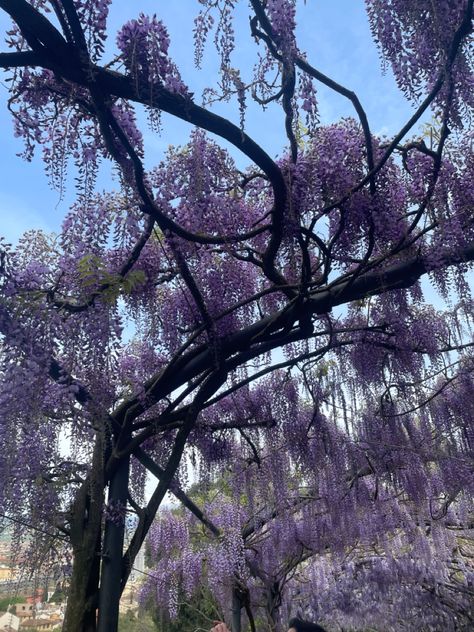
[19, 619, 57, 631]
[124, 518, 145, 583]
[129, 546, 145, 582]
[0, 566, 17, 582]
[26, 589, 44, 605]
[0, 611, 20, 632]
[13, 605, 34, 620]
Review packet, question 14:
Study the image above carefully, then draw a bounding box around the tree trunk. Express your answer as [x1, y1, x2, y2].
[62, 434, 105, 632]
[97, 455, 130, 632]
[62, 532, 101, 632]
[232, 588, 242, 632]
[266, 582, 282, 632]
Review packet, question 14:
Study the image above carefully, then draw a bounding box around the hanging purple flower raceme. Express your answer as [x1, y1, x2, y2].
[72, 0, 112, 60]
[266, 0, 297, 57]
[104, 499, 127, 526]
[366, 0, 473, 127]
[193, 8, 215, 69]
[297, 66, 319, 131]
[117, 14, 188, 97]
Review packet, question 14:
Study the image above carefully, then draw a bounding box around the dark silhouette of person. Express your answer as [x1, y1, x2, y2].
[288, 617, 327, 632]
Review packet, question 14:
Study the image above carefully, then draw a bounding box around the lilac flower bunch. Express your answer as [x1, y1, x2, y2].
[117, 14, 188, 96]
[366, 0, 473, 126]
[266, 0, 297, 57]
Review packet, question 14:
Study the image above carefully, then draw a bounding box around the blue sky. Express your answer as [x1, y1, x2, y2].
[0, 1, 418, 244]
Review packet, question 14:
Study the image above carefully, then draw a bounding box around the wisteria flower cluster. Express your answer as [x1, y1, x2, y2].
[116, 13, 188, 96]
